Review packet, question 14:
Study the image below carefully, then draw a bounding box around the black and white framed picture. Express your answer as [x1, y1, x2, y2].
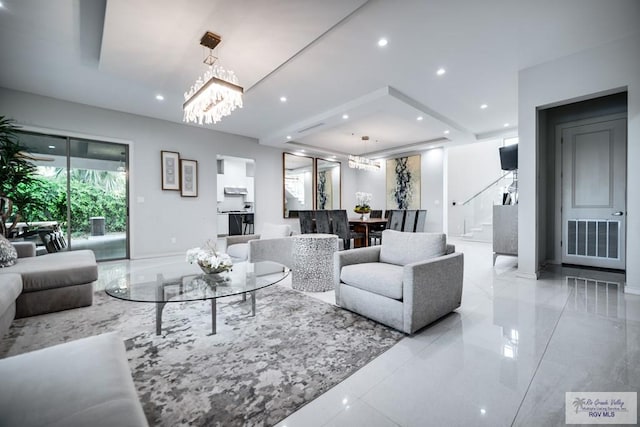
[161, 150, 180, 191]
[180, 159, 198, 197]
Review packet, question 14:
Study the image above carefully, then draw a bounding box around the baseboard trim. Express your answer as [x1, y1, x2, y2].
[624, 285, 640, 295]
[516, 270, 540, 280]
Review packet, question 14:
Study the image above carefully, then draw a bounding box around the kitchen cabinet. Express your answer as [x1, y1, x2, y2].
[217, 214, 229, 236]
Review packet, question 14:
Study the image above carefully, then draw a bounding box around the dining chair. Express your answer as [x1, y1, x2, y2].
[314, 210, 332, 234]
[329, 210, 364, 250]
[370, 210, 383, 218]
[415, 210, 427, 232]
[368, 216, 388, 246]
[388, 210, 405, 231]
[403, 210, 418, 232]
[384, 210, 391, 219]
[298, 210, 315, 234]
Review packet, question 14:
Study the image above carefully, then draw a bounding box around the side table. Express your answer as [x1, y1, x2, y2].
[292, 233, 339, 292]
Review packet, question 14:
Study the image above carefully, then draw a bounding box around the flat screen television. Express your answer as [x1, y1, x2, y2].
[499, 144, 518, 171]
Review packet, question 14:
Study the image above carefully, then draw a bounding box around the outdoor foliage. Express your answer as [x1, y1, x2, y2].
[19, 172, 126, 235]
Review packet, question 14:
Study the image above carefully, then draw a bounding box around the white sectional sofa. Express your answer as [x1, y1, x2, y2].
[0, 332, 148, 427]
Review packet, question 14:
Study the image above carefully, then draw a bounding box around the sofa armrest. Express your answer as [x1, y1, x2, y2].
[226, 234, 260, 246]
[11, 241, 36, 258]
[248, 237, 293, 268]
[334, 246, 381, 304]
[402, 252, 464, 334]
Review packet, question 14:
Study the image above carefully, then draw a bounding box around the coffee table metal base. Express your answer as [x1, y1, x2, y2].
[154, 291, 257, 336]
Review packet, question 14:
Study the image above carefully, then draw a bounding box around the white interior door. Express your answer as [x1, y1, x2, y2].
[561, 118, 626, 269]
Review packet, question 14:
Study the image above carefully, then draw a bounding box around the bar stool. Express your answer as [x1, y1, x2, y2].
[242, 214, 254, 234]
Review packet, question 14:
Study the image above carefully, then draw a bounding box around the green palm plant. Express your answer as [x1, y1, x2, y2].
[0, 116, 40, 237]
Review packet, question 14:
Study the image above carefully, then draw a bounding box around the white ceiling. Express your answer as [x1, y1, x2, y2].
[0, 0, 638, 158]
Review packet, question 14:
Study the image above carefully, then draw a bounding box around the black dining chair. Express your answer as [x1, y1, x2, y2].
[388, 210, 405, 231]
[298, 210, 315, 234]
[370, 210, 383, 218]
[384, 210, 391, 219]
[314, 210, 332, 234]
[403, 210, 418, 232]
[368, 216, 389, 246]
[415, 210, 427, 232]
[329, 210, 364, 250]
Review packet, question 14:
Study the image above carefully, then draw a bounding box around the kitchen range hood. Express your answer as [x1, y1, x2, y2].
[224, 186, 248, 195]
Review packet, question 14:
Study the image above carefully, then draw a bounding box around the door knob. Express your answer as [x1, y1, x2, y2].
[612, 211, 624, 216]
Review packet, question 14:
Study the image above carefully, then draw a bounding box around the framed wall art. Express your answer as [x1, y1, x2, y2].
[161, 150, 180, 190]
[386, 154, 421, 209]
[180, 159, 198, 197]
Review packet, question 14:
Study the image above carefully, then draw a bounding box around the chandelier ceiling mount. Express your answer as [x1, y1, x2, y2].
[183, 31, 244, 125]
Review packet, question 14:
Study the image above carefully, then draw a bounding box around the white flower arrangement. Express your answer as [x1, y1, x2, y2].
[355, 192, 372, 213]
[186, 240, 233, 274]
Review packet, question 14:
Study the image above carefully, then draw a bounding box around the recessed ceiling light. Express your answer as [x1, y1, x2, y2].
[342, 114, 349, 120]
[300, 150, 305, 153]
[504, 123, 510, 127]
[280, 96, 287, 103]
[444, 130, 450, 135]
[155, 94, 164, 101]
[436, 68, 446, 76]
[417, 116, 423, 121]
[331, 155, 336, 159]
[48, 145, 55, 149]
[480, 408, 487, 415]
[286, 135, 292, 140]
[0, 2, 4, 8]
[377, 38, 388, 47]
[480, 104, 488, 109]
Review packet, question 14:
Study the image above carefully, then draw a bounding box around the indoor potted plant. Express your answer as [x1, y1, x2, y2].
[0, 116, 41, 238]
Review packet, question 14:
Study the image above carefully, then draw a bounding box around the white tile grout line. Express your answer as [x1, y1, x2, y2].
[509, 286, 572, 426]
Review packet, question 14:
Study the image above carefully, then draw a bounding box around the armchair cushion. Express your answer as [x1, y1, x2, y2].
[379, 230, 446, 266]
[340, 262, 404, 300]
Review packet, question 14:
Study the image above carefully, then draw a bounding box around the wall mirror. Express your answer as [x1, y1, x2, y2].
[283, 153, 314, 218]
[316, 158, 341, 210]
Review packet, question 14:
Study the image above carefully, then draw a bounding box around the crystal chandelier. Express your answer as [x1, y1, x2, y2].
[348, 136, 380, 171]
[183, 32, 243, 125]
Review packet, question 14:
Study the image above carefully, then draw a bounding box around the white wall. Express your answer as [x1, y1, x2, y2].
[518, 33, 640, 293]
[0, 87, 285, 259]
[343, 148, 446, 233]
[446, 139, 503, 236]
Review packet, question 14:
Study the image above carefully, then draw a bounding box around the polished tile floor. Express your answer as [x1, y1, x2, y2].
[275, 239, 640, 427]
[98, 239, 640, 426]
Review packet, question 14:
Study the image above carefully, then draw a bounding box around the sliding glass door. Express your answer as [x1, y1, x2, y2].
[17, 131, 129, 261]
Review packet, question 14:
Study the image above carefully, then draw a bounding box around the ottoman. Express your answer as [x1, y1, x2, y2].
[292, 233, 339, 292]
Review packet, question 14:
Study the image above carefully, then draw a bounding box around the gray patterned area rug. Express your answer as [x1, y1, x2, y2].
[0, 285, 403, 426]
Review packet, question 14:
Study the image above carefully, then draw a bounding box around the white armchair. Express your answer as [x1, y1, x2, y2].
[334, 230, 463, 334]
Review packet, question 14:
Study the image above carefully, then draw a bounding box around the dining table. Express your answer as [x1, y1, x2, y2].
[348, 218, 388, 248]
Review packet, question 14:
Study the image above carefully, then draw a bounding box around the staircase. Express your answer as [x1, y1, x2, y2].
[461, 172, 516, 243]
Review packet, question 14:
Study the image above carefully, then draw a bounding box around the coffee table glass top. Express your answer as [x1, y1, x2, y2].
[105, 261, 289, 303]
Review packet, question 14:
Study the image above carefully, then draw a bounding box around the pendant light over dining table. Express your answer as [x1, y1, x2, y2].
[183, 31, 244, 125]
[348, 136, 381, 171]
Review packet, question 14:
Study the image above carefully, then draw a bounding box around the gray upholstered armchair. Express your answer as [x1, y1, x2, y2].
[334, 230, 463, 334]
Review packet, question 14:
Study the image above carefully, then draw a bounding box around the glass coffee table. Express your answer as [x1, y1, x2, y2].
[105, 261, 289, 335]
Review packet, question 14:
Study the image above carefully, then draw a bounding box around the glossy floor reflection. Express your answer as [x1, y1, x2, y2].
[96, 239, 639, 426]
[273, 239, 640, 427]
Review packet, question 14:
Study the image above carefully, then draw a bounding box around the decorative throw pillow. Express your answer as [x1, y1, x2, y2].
[0, 234, 18, 268]
[260, 223, 292, 240]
